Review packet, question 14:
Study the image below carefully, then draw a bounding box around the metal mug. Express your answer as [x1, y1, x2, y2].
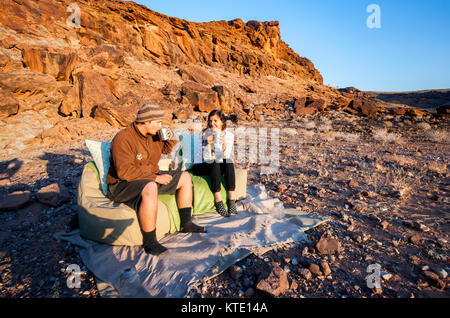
[158, 128, 170, 141]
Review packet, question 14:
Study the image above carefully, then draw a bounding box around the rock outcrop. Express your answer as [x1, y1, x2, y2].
[0, 0, 436, 132]
[0, 0, 329, 126]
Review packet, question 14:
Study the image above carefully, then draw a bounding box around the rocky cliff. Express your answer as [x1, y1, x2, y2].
[0, 0, 432, 132]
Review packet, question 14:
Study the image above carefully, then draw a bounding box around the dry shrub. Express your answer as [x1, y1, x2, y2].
[416, 122, 432, 131]
[386, 166, 422, 198]
[303, 121, 316, 129]
[426, 129, 449, 143]
[426, 162, 447, 174]
[385, 154, 416, 167]
[373, 129, 403, 144]
[324, 131, 360, 142]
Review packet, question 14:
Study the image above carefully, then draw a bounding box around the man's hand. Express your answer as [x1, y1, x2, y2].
[156, 174, 172, 185]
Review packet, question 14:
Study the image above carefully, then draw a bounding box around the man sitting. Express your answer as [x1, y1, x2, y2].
[106, 103, 206, 256]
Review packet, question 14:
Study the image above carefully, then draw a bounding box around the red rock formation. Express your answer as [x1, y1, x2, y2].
[0, 0, 412, 127]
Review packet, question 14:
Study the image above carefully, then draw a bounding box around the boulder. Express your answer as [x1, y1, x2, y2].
[305, 98, 326, 111]
[173, 96, 194, 122]
[256, 265, 289, 297]
[212, 85, 235, 113]
[36, 183, 70, 207]
[178, 64, 216, 86]
[21, 46, 79, 81]
[59, 70, 117, 118]
[0, 88, 19, 120]
[0, 191, 32, 211]
[293, 96, 323, 115]
[349, 99, 381, 117]
[188, 90, 220, 113]
[0, 68, 57, 95]
[316, 232, 343, 255]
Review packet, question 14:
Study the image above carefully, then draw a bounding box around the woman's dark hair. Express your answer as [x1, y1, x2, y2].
[207, 110, 227, 130]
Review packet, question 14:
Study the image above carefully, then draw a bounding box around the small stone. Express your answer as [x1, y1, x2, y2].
[277, 184, 288, 193]
[309, 264, 322, 276]
[299, 268, 312, 280]
[291, 258, 298, 266]
[432, 268, 448, 280]
[409, 234, 422, 245]
[412, 221, 430, 232]
[229, 265, 242, 281]
[409, 255, 421, 265]
[244, 288, 254, 297]
[348, 179, 359, 188]
[302, 246, 309, 256]
[320, 262, 332, 276]
[316, 233, 343, 255]
[380, 220, 389, 230]
[380, 271, 393, 281]
[423, 271, 446, 290]
[290, 280, 299, 291]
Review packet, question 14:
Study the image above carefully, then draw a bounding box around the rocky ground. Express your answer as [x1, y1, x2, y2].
[0, 110, 449, 298]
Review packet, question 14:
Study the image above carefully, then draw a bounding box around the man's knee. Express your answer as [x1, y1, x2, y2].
[178, 171, 192, 188]
[141, 182, 158, 199]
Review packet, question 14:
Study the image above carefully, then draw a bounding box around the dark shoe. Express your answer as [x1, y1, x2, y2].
[69, 215, 79, 230]
[215, 201, 230, 217]
[143, 241, 168, 256]
[142, 230, 168, 256]
[181, 222, 207, 233]
[228, 200, 237, 215]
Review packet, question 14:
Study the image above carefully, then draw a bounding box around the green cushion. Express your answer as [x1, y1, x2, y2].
[190, 172, 228, 215]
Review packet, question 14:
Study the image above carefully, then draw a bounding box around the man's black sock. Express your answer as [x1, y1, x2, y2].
[142, 229, 168, 256]
[179, 207, 207, 233]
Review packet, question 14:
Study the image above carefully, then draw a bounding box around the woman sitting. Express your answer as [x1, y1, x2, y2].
[191, 110, 237, 217]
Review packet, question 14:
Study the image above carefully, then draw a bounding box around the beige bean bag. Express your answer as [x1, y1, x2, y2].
[77, 161, 247, 246]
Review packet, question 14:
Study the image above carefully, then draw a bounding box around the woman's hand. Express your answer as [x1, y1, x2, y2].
[206, 134, 215, 144]
[156, 174, 172, 185]
[166, 128, 174, 140]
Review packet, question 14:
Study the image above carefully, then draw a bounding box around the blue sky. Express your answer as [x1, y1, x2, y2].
[134, 0, 450, 92]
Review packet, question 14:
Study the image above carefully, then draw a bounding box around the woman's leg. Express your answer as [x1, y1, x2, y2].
[221, 161, 237, 214]
[191, 162, 224, 203]
[191, 162, 229, 217]
[220, 161, 236, 198]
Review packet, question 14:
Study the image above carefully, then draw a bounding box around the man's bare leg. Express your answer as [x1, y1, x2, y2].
[176, 172, 206, 233]
[139, 182, 158, 232]
[175, 171, 193, 209]
[139, 182, 168, 255]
